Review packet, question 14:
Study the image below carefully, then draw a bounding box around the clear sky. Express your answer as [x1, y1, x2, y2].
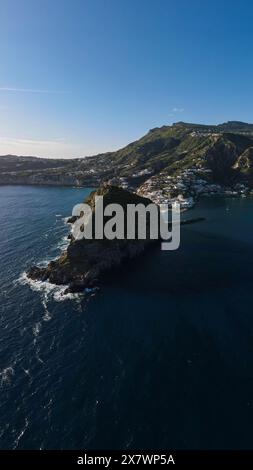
[0, 0, 253, 158]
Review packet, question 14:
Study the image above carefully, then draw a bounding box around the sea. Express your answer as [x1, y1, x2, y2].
[1, 185, 253, 449]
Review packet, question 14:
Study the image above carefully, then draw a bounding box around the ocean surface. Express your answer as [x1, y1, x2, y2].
[1, 185, 253, 450]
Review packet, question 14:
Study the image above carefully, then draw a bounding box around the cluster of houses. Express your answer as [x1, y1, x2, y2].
[132, 168, 153, 178]
[136, 166, 252, 210]
[108, 169, 153, 190]
[108, 176, 131, 190]
[190, 131, 220, 138]
[84, 155, 253, 212]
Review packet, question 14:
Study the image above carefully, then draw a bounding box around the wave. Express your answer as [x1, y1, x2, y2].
[42, 299, 52, 321]
[62, 216, 70, 225]
[13, 418, 29, 449]
[55, 235, 69, 252]
[34, 235, 69, 269]
[18, 271, 81, 302]
[17, 209, 97, 304]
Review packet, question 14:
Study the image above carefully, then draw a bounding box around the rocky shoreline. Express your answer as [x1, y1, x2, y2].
[26, 184, 205, 294]
[27, 185, 156, 293]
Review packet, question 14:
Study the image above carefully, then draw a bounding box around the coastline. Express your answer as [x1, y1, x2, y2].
[2, 185, 253, 449]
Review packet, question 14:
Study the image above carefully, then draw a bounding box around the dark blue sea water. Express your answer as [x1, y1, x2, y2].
[1, 185, 253, 450]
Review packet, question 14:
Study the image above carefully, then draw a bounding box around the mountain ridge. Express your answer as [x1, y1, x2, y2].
[1, 121, 253, 204]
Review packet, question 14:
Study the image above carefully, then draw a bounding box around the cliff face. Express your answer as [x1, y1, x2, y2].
[27, 185, 155, 293]
[204, 137, 239, 183]
[234, 147, 253, 174]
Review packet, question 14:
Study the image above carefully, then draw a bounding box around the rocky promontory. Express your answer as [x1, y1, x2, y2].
[27, 185, 157, 293]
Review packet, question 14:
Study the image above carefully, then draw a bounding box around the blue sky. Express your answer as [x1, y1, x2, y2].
[0, 0, 253, 157]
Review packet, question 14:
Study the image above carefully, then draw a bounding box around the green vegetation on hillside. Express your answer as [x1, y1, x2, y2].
[1, 121, 253, 189]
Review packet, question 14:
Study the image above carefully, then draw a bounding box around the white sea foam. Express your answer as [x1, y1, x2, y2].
[56, 234, 70, 252]
[0, 366, 15, 386]
[33, 322, 41, 337]
[18, 271, 81, 303]
[19, 272, 57, 295]
[16, 213, 76, 305]
[37, 256, 56, 268]
[17, 208, 98, 303]
[53, 287, 80, 302]
[13, 418, 29, 449]
[42, 299, 52, 321]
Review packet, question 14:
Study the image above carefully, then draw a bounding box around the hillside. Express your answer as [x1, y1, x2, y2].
[108, 121, 253, 182]
[1, 121, 253, 205]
